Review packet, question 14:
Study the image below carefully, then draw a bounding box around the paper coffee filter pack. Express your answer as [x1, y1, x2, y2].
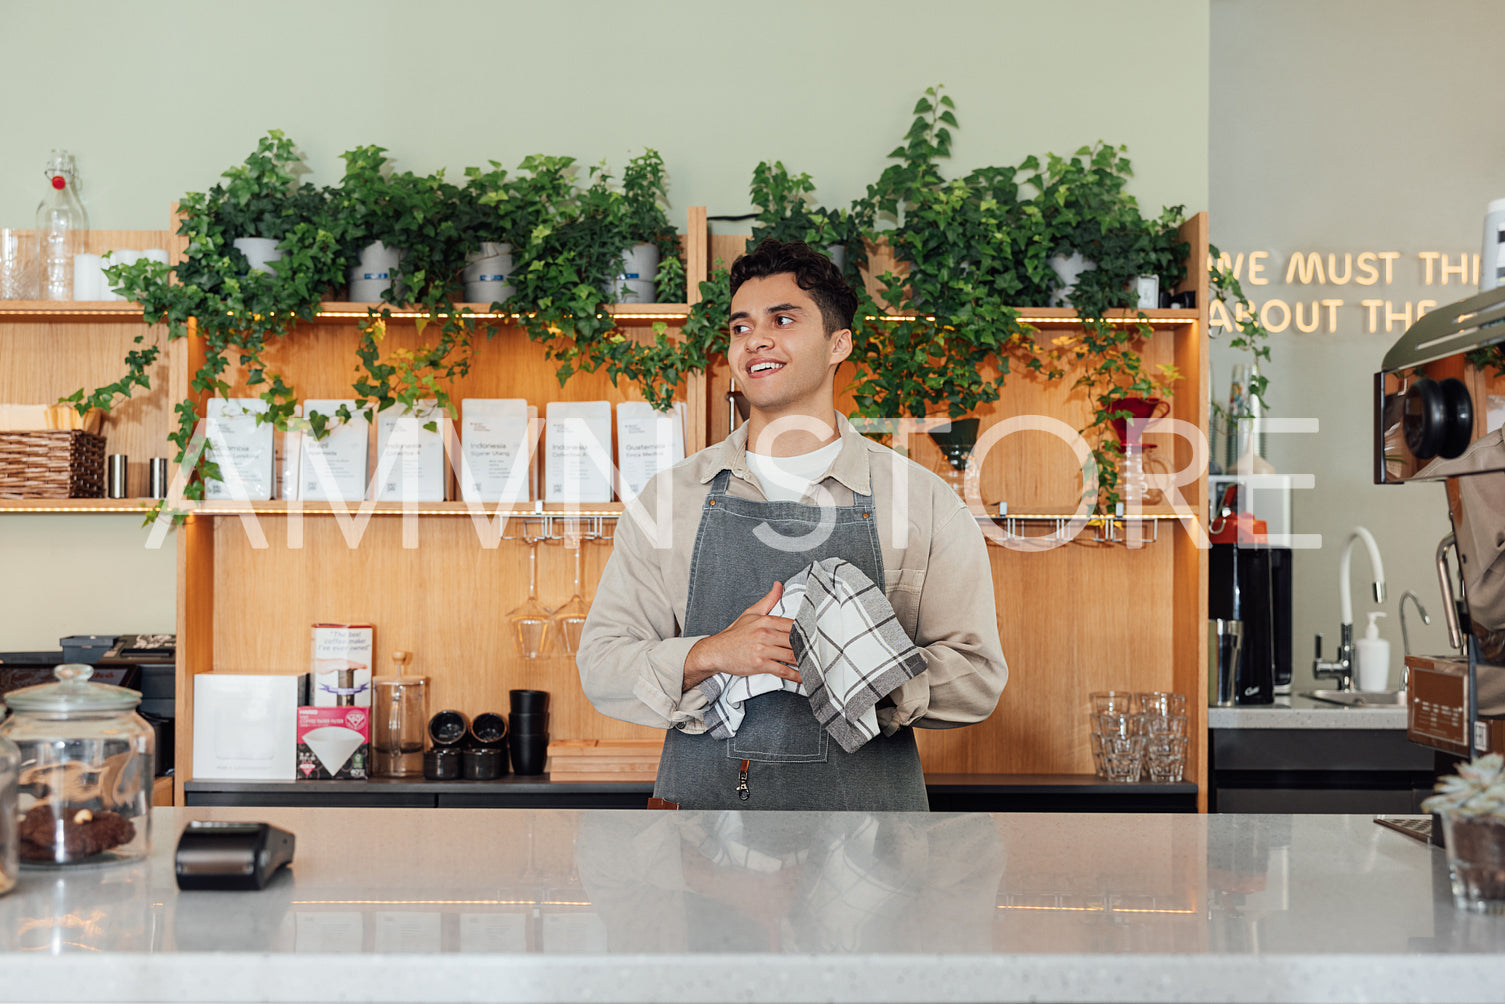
[303, 725, 364, 775]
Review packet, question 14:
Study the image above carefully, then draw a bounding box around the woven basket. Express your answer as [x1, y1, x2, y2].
[0, 431, 107, 499]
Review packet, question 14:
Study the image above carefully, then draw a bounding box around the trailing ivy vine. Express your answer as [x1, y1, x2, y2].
[78, 92, 1214, 519]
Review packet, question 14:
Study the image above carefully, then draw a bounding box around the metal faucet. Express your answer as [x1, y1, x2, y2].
[1390, 593, 1426, 695]
[1314, 526, 1387, 692]
[1399, 590, 1430, 658]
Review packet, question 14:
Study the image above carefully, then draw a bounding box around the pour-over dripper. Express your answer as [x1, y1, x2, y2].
[1106, 397, 1169, 446]
[928, 417, 980, 494]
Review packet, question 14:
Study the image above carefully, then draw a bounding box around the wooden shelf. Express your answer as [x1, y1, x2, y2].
[237, 302, 692, 324]
[0, 302, 1187, 325]
[1, 210, 1212, 809]
[865, 307, 1199, 327]
[0, 302, 692, 324]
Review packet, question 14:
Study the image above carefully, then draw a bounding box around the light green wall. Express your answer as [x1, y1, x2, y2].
[0, 0, 1209, 650]
[0, 0, 1208, 230]
[0, 517, 178, 648]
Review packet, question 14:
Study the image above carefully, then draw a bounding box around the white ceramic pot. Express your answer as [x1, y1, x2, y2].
[463, 241, 515, 304]
[1134, 274, 1160, 310]
[349, 241, 401, 301]
[1048, 252, 1097, 307]
[604, 242, 659, 303]
[99, 249, 142, 301]
[233, 237, 282, 276]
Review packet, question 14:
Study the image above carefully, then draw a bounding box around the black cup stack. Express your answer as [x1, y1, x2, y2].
[423, 709, 468, 780]
[508, 689, 549, 775]
[464, 712, 509, 779]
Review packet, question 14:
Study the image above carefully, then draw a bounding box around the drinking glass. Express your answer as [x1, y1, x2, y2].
[551, 523, 592, 656]
[1088, 732, 1106, 777]
[508, 536, 552, 659]
[1093, 712, 1145, 740]
[0, 229, 32, 300]
[1142, 713, 1189, 739]
[1145, 736, 1187, 783]
[1138, 691, 1187, 717]
[1101, 736, 1145, 783]
[1091, 691, 1135, 715]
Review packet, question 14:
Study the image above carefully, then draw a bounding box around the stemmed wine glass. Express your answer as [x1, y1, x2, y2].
[551, 521, 594, 656]
[507, 524, 552, 659]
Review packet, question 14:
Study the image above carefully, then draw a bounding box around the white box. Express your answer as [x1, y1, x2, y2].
[458, 398, 535, 504]
[544, 401, 614, 503]
[204, 398, 274, 501]
[192, 674, 304, 780]
[374, 400, 446, 501]
[615, 401, 685, 501]
[299, 400, 368, 501]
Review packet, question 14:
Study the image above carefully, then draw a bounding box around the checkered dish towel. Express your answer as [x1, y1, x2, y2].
[697, 557, 927, 753]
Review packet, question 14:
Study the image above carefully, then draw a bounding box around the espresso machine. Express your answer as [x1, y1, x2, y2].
[1376, 282, 1505, 761]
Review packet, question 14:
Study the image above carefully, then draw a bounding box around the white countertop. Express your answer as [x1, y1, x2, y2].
[1207, 693, 1409, 730]
[0, 806, 1499, 1004]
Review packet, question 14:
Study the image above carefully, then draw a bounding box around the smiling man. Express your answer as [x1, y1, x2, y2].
[577, 239, 1006, 811]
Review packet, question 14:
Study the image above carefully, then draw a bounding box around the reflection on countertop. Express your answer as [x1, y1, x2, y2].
[0, 806, 1493, 1003]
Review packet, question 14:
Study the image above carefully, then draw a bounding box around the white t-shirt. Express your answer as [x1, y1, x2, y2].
[746, 439, 843, 503]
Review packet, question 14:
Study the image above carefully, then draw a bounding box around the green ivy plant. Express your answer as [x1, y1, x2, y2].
[1015, 144, 1188, 508]
[75, 99, 1211, 517]
[513, 150, 692, 410]
[1208, 243, 1272, 452]
[852, 88, 1025, 422]
[213, 130, 326, 248]
[75, 135, 497, 517]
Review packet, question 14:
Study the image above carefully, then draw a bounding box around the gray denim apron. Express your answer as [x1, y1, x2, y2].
[653, 468, 928, 811]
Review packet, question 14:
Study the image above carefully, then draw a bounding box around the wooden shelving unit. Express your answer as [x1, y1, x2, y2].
[1, 210, 1211, 810]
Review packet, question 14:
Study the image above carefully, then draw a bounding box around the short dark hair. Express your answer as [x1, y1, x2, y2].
[729, 238, 858, 336]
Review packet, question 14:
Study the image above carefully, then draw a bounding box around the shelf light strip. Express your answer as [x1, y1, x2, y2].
[313, 310, 690, 322]
[866, 313, 1194, 325]
[189, 506, 624, 518]
[0, 505, 150, 513]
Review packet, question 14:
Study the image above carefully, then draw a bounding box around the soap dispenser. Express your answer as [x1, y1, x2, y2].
[1354, 612, 1391, 692]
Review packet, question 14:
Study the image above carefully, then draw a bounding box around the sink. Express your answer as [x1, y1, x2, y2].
[1299, 689, 1407, 708]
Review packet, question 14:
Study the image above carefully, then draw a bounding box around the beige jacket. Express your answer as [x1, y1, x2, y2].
[576, 414, 1008, 733]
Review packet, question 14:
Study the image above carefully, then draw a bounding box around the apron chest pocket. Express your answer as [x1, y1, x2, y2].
[727, 691, 829, 763]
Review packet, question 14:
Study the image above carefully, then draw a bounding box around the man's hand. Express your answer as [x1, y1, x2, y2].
[683, 582, 799, 692]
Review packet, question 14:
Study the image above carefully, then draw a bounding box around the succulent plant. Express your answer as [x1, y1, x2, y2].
[1423, 753, 1505, 818]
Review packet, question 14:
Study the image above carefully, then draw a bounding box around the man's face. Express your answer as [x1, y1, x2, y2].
[728, 273, 851, 423]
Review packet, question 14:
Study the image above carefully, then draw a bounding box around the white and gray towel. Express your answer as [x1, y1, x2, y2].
[697, 558, 927, 753]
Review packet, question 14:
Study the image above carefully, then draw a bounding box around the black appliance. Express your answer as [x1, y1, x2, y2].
[1209, 541, 1292, 704]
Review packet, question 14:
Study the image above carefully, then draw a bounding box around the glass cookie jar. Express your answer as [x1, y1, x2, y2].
[0, 733, 17, 893]
[0, 664, 153, 866]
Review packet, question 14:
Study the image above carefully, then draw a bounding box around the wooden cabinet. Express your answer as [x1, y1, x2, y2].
[1, 211, 1210, 809]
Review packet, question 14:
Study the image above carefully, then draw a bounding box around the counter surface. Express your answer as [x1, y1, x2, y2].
[1206, 693, 1408, 730]
[0, 806, 1499, 1004]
